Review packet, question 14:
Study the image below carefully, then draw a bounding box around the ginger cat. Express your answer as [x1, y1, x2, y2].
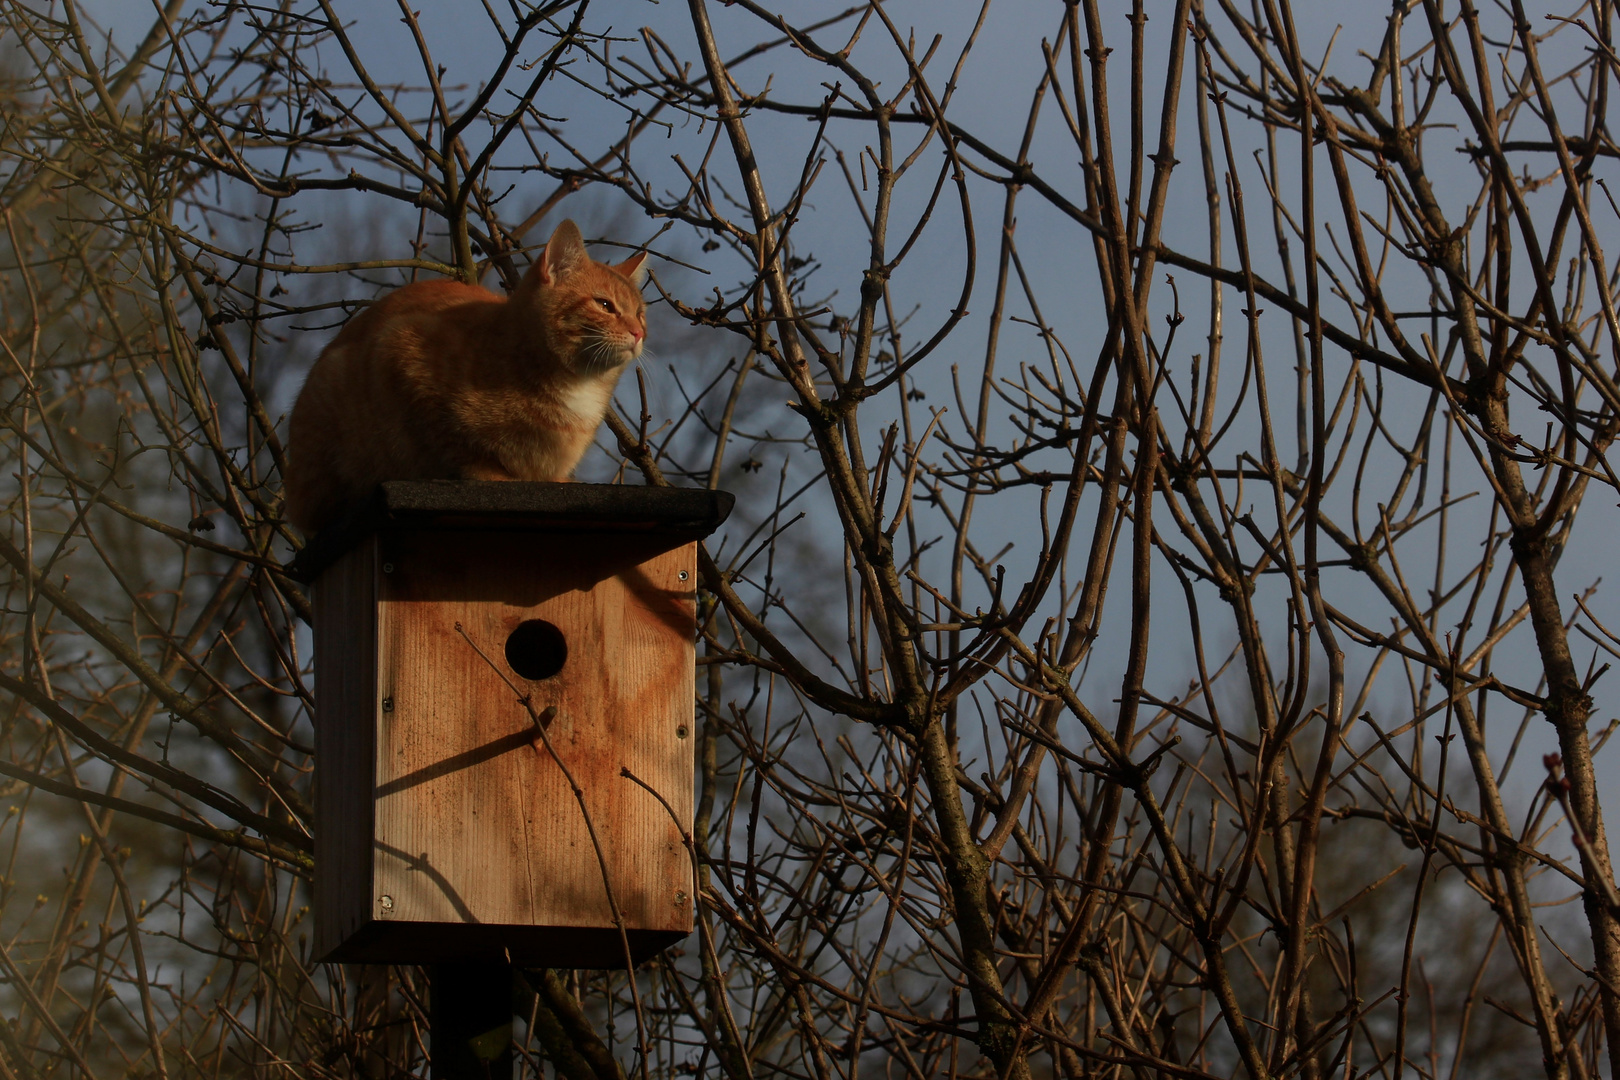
[283, 220, 648, 533]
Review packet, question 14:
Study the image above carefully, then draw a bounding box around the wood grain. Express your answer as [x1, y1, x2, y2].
[312, 535, 378, 959]
[316, 527, 697, 966]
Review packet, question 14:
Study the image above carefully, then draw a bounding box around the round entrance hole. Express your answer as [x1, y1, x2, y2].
[505, 619, 568, 680]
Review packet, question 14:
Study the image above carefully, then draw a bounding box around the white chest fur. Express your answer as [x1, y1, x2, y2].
[491, 369, 622, 480]
[561, 374, 616, 424]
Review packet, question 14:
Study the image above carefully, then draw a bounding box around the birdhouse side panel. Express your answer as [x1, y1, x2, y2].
[313, 537, 379, 960]
[370, 531, 696, 940]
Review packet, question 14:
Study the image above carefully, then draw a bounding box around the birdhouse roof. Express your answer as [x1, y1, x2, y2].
[285, 481, 733, 584]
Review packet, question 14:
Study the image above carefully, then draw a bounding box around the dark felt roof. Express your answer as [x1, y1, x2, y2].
[284, 481, 734, 583]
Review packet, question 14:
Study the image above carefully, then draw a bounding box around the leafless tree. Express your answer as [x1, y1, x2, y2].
[2, 1, 1618, 1077]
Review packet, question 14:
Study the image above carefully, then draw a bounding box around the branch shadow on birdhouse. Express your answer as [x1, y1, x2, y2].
[288, 481, 733, 968]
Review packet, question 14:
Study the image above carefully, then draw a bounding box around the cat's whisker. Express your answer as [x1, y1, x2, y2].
[577, 333, 641, 371]
[580, 338, 618, 369]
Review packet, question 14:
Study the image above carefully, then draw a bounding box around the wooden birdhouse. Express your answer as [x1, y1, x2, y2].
[288, 482, 733, 967]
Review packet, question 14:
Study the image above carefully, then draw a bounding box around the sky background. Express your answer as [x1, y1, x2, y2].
[73, 0, 1620, 869]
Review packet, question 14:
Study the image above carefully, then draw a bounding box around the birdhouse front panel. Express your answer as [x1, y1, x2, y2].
[371, 529, 695, 941]
[299, 481, 732, 968]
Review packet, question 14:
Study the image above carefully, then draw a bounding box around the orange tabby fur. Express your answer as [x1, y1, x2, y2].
[283, 220, 648, 533]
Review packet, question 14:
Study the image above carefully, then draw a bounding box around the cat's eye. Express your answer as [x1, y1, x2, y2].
[595, 297, 616, 313]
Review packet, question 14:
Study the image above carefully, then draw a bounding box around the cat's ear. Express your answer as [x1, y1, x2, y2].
[540, 220, 587, 285]
[616, 250, 649, 287]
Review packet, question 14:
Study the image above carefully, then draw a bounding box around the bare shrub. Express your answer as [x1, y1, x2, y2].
[1, 1, 1617, 1077]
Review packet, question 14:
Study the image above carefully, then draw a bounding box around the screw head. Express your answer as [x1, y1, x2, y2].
[382, 697, 394, 713]
[676, 724, 689, 739]
[674, 890, 689, 907]
[678, 569, 689, 581]
[378, 894, 394, 913]
[382, 562, 395, 574]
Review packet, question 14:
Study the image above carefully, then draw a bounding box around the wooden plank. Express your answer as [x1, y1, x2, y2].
[363, 530, 696, 964]
[327, 923, 683, 966]
[313, 536, 378, 959]
[288, 481, 733, 584]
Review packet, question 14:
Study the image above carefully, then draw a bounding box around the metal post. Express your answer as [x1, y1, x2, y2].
[430, 962, 514, 1079]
